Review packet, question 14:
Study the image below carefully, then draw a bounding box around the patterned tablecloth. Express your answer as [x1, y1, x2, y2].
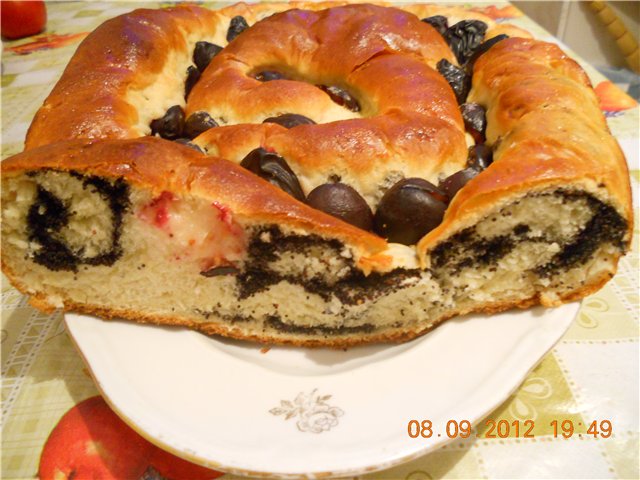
[1, 2, 638, 479]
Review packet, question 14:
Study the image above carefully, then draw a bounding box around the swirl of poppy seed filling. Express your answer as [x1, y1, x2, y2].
[25, 171, 130, 272]
[232, 225, 422, 305]
[430, 190, 626, 278]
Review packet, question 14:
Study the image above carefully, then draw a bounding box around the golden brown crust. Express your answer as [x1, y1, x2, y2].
[418, 38, 633, 261]
[2, 138, 388, 258]
[188, 3, 469, 193]
[189, 4, 458, 115]
[24, 2, 517, 150]
[180, 3, 485, 205]
[25, 6, 216, 149]
[195, 109, 467, 206]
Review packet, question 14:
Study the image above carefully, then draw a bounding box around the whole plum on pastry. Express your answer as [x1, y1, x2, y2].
[240, 148, 305, 202]
[307, 183, 373, 231]
[374, 178, 448, 245]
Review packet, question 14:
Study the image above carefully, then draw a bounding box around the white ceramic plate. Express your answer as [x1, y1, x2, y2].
[65, 303, 578, 479]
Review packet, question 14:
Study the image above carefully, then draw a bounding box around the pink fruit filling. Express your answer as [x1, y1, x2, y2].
[139, 192, 246, 270]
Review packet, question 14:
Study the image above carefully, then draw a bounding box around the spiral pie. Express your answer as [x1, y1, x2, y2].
[1, 2, 632, 347]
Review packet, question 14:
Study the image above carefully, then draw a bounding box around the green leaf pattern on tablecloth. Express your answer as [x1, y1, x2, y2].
[476, 354, 587, 437]
[563, 284, 639, 340]
[577, 298, 607, 329]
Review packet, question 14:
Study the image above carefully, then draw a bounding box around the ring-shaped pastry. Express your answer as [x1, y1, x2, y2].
[1, 2, 632, 347]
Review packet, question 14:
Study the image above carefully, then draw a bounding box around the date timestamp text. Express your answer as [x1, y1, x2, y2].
[407, 419, 612, 439]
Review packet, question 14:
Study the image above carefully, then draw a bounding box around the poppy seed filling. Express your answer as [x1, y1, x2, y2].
[233, 225, 423, 306]
[431, 190, 627, 279]
[15, 170, 628, 337]
[25, 170, 130, 272]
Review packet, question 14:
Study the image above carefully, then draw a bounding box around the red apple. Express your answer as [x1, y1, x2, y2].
[595, 81, 638, 112]
[1, 1, 47, 40]
[39, 396, 154, 480]
[39, 396, 225, 480]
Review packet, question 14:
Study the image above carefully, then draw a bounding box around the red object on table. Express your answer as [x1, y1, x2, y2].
[1, 0, 47, 40]
[38, 396, 224, 480]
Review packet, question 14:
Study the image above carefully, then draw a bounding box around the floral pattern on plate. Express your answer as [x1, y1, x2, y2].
[269, 389, 344, 433]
